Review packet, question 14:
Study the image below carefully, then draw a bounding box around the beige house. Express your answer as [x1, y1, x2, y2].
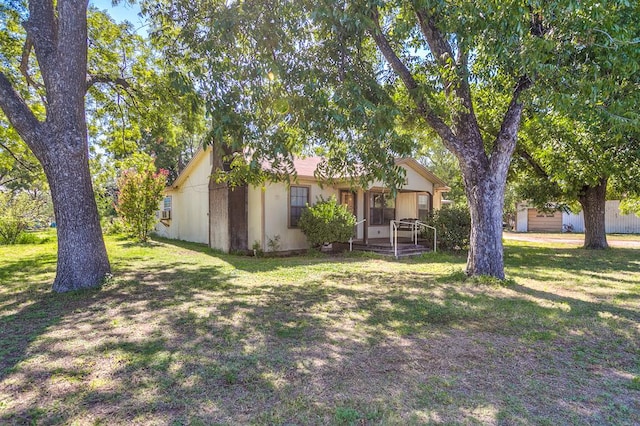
[155, 147, 449, 252]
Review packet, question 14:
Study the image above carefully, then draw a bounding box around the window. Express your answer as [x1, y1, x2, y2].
[369, 192, 395, 225]
[289, 186, 309, 227]
[161, 196, 172, 220]
[417, 194, 431, 220]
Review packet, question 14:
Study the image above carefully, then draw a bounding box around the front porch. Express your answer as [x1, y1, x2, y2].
[345, 237, 433, 258]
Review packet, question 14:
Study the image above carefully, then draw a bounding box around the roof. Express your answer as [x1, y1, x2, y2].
[168, 147, 449, 191]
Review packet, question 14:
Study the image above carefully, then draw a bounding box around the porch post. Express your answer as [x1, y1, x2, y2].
[363, 190, 369, 244]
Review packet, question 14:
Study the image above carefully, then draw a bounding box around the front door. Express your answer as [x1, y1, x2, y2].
[340, 190, 356, 216]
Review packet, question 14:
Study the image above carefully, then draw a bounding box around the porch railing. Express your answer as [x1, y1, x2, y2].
[349, 219, 366, 251]
[390, 219, 437, 258]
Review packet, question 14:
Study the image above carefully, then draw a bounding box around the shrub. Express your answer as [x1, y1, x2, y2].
[423, 205, 471, 252]
[298, 196, 356, 247]
[102, 217, 126, 235]
[0, 216, 27, 245]
[0, 191, 52, 245]
[116, 165, 168, 242]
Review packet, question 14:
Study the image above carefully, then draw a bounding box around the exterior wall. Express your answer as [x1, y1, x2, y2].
[527, 209, 562, 232]
[262, 180, 338, 251]
[355, 189, 364, 240]
[155, 151, 211, 244]
[515, 202, 529, 232]
[370, 163, 435, 193]
[563, 200, 640, 233]
[209, 183, 229, 251]
[247, 185, 264, 250]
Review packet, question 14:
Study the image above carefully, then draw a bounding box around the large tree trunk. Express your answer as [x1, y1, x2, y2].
[0, 0, 111, 292]
[41, 139, 111, 292]
[368, 5, 529, 279]
[464, 170, 507, 279]
[578, 178, 609, 249]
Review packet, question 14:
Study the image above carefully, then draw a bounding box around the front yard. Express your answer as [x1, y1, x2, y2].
[1, 234, 639, 425]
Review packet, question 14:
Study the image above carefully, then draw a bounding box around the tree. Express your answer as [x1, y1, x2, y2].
[146, 1, 554, 279]
[116, 159, 167, 242]
[515, 114, 640, 249]
[513, 0, 640, 249]
[0, 1, 111, 291]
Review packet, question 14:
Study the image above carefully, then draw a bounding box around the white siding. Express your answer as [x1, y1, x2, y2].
[247, 185, 264, 250]
[262, 180, 338, 252]
[154, 151, 211, 244]
[563, 200, 640, 233]
[515, 202, 529, 232]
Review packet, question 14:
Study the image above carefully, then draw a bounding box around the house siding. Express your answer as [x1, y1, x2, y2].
[157, 150, 449, 251]
[262, 181, 337, 252]
[155, 151, 211, 244]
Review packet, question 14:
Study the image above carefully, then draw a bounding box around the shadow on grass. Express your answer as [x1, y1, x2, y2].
[1, 237, 639, 424]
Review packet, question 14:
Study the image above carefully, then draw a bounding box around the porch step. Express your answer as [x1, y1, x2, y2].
[351, 244, 432, 258]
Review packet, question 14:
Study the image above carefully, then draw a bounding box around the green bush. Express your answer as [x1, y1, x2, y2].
[0, 216, 27, 245]
[423, 205, 471, 252]
[116, 164, 168, 242]
[298, 196, 356, 247]
[16, 231, 41, 244]
[102, 217, 126, 235]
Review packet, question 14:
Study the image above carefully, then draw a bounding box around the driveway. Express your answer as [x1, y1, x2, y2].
[503, 232, 640, 248]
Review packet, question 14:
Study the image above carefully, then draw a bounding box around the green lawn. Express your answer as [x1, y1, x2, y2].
[1, 233, 639, 425]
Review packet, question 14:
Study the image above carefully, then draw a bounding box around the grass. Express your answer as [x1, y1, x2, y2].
[0, 231, 639, 425]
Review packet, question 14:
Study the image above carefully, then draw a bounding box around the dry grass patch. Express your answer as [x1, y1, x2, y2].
[0, 232, 639, 425]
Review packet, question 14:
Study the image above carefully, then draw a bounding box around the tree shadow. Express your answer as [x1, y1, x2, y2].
[2, 239, 639, 424]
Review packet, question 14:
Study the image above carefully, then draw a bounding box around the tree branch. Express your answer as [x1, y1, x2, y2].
[367, 5, 458, 150]
[0, 72, 42, 147]
[515, 145, 549, 179]
[19, 36, 44, 90]
[0, 140, 39, 172]
[86, 74, 131, 91]
[490, 76, 532, 174]
[413, 7, 482, 148]
[25, 0, 57, 73]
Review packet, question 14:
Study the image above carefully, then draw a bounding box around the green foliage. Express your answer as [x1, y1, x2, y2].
[424, 206, 471, 252]
[266, 235, 281, 253]
[0, 191, 52, 245]
[298, 196, 356, 247]
[620, 198, 640, 218]
[116, 162, 168, 242]
[102, 217, 126, 236]
[142, 0, 414, 191]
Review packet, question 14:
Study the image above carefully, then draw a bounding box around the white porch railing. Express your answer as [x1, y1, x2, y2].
[390, 219, 436, 258]
[349, 219, 367, 251]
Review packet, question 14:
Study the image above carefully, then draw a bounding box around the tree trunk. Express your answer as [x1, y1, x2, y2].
[0, 0, 111, 292]
[578, 178, 609, 249]
[462, 165, 508, 279]
[40, 139, 111, 292]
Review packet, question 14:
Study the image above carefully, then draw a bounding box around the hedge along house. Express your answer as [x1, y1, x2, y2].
[155, 146, 450, 253]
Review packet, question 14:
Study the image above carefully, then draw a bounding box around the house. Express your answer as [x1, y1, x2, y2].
[155, 146, 450, 252]
[515, 201, 640, 233]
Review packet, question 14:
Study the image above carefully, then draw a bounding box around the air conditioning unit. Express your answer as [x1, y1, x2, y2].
[161, 210, 171, 220]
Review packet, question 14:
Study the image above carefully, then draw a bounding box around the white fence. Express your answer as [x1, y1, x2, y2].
[563, 200, 640, 234]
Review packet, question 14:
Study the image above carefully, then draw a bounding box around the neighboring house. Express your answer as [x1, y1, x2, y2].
[515, 201, 640, 233]
[155, 146, 450, 252]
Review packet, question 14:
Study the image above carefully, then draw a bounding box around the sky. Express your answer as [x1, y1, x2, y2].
[89, 0, 146, 31]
